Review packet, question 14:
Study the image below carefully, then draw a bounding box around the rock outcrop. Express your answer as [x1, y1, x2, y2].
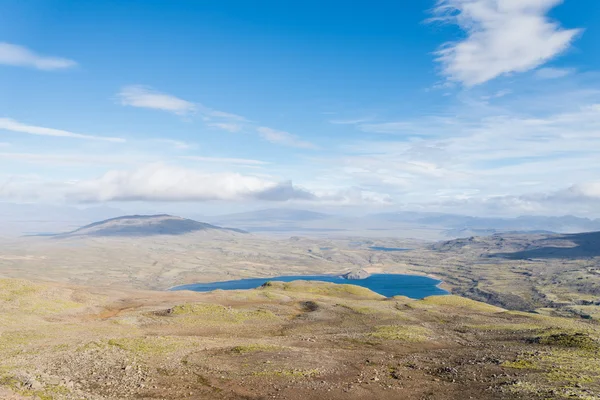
[341, 269, 371, 280]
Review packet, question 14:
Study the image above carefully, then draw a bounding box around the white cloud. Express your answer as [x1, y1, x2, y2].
[67, 164, 314, 203]
[151, 138, 193, 150]
[0, 152, 138, 166]
[204, 110, 247, 121]
[0, 163, 392, 206]
[208, 122, 243, 132]
[316, 89, 600, 216]
[117, 85, 196, 115]
[181, 156, 269, 166]
[117, 85, 248, 124]
[431, 0, 582, 86]
[535, 67, 574, 79]
[545, 182, 600, 201]
[0, 42, 77, 70]
[257, 127, 317, 149]
[0, 118, 125, 142]
[436, 182, 600, 216]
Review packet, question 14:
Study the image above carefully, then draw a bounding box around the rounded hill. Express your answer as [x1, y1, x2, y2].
[60, 214, 247, 237]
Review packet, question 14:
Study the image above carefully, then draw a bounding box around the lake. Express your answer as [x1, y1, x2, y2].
[170, 273, 448, 299]
[369, 246, 411, 252]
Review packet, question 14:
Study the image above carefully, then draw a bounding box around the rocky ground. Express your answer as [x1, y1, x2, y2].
[2, 230, 600, 399]
[1, 278, 600, 399]
[396, 233, 600, 319]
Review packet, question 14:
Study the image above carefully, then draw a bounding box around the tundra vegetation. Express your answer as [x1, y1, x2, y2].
[1, 221, 600, 399]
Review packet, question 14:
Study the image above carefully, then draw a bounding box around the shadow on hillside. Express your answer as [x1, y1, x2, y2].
[494, 231, 600, 260]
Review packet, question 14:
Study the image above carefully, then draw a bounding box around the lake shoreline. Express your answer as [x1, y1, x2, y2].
[169, 273, 449, 299]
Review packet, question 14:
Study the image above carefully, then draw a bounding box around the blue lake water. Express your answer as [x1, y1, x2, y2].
[171, 274, 448, 299]
[369, 246, 411, 252]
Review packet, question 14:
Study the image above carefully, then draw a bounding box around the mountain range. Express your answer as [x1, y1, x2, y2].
[205, 208, 600, 239]
[4, 202, 600, 239]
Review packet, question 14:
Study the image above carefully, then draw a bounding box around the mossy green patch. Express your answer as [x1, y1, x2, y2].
[0, 279, 40, 301]
[0, 279, 85, 316]
[107, 336, 190, 356]
[34, 384, 71, 400]
[506, 311, 593, 331]
[22, 299, 83, 315]
[467, 323, 544, 332]
[260, 281, 384, 300]
[502, 359, 538, 369]
[533, 333, 599, 350]
[416, 295, 504, 313]
[170, 303, 278, 324]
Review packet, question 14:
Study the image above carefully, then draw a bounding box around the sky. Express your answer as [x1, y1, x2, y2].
[1, 0, 600, 217]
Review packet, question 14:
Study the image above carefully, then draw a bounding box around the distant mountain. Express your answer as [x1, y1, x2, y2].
[370, 212, 600, 234]
[51, 215, 247, 237]
[202, 209, 600, 239]
[493, 231, 600, 260]
[431, 231, 600, 260]
[209, 208, 332, 223]
[441, 228, 556, 238]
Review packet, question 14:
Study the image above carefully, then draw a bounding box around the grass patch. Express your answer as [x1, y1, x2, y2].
[369, 325, 431, 342]
[107, 336, 189, 356]
[532, 333, 599, 350]
[506, 311, 593, 331]
[536, 348, 600, 387]
[261, 281, 384, 300]
[467, 323, 544, 332]
[0, 279, 40, 301]
[502, 359, 538, 369]
[0, 279, 85, 316]
[170, 303, 278, 324]
[415, 295, 504, 313]
[35, 384, 71, 400]
[22, 299, 83, 315]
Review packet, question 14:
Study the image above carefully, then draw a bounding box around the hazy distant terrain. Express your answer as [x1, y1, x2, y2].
[0, 215, 428, 290]
[0, 203, 125, 237]
[206, 208, 600, 240]
[3, 203, 600, 240]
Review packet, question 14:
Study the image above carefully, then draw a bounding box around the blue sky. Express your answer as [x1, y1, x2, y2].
[1, 0, 600, 216]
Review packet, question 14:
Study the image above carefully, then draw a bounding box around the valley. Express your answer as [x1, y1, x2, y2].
[1, 215, 600, 399]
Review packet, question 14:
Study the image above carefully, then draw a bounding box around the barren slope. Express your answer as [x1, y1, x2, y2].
[1, 278, 599, 399]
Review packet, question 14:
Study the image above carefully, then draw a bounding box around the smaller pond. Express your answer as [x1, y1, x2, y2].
[171, 274, 448, 299]
[369, 246, 411, 252]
